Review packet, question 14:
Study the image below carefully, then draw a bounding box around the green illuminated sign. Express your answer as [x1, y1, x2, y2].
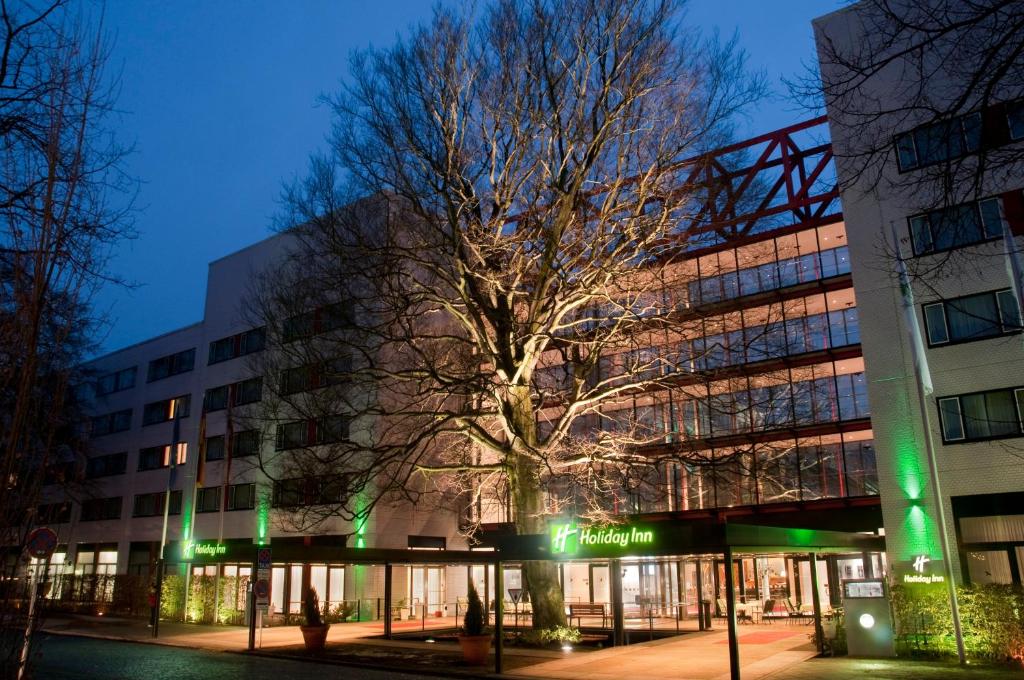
[550, 522, 655, 555]
[901, 555, 945, 585]
[182, 540, 227, 560]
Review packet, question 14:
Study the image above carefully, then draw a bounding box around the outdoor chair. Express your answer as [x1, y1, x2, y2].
[762, 598, 788, 624]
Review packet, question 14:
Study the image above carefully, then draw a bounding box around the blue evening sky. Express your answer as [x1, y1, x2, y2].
[89, 0, 841, 356]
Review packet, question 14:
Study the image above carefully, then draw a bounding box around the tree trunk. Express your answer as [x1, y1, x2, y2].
[507, 385, 567, 630]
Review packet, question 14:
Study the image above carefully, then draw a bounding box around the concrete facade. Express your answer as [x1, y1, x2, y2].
[814, 2, 1024, 584]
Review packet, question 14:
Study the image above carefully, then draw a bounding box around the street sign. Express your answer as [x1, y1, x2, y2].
[255, 547, 271, 607]
[25, 527, 58, 560]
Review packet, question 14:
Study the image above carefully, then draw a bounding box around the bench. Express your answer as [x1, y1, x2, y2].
[568, 602, 608, 628]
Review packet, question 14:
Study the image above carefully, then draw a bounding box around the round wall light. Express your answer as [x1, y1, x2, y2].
[859, 613, 875, 629]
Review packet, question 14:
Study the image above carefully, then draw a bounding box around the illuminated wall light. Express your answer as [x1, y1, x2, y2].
[256, 489, 270, 545]
[859, 613, 875, 629]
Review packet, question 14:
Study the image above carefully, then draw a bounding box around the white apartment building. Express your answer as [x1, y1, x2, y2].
[56, 232, 470, 619]
[815, 2, 1024, 586]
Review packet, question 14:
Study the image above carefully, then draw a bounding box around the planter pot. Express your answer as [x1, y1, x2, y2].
[458, 633, 492, 666]
[300, 623, 331, 652]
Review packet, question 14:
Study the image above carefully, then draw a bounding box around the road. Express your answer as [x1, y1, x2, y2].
[28, 634, 444, 680]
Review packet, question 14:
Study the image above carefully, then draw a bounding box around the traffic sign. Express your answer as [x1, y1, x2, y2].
[255, 547, 271, 607]
[25, 527, 58, 560]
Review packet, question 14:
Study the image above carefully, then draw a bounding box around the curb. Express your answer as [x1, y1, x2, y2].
[239, 647, 505, 679]
[41, 628, 508, 679]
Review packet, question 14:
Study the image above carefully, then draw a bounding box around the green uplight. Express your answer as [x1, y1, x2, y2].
[353, 492, 368, 548]
[256, 489, 270, 545]
[180, 494, 193, 542]
[887, 390, 941, 561]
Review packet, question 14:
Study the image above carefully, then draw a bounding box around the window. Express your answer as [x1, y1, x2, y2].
[908, 197, 1003, 256]
[204, 385, 228, 411]
[281, 365, 311, 395]
[227, 483, 255, 510]
[1007, 100, 1024, 141]
[195, 487, 221, 513]
[232, 430, 261, 457]
[86, 452, 127, 479]
[147, 348, 196, 382]
[80, 496, 122, 521]
[234, 377, 262, 405]
[278, 418, 350, 449]
[923, 289, 1021, 345]
[273, 476, 344, 508]
[208, 326, 266, 365]
[317, 415, 350, 444]
[687, 246, 850, 306]
[96, 367, 136, 396]
[204, 378, 262, 411]
[276, 420, 308, 450]
[142, 395, 191, 425]
[132, 491, 182, 517]
[939, 388, 1024, 443]
[138, 443, 187, 471]
[36, 502, 72, 524]
[896, 113, 982, 171]
[283, 301, 354, 342]
[90, 409, 132, 437]
[205, 435, 225, 461]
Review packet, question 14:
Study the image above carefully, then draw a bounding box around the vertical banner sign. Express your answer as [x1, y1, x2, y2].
[255, 547, 271, 608]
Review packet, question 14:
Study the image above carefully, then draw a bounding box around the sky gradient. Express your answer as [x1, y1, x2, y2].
[89, 0, 841, 356]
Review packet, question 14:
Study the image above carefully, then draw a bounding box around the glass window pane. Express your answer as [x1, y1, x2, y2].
[946, 293, 999, 341]
[923, 304, 949, 344]
[979, 198, 1003, 239]
[1009, 100, 1024, 141]
[909, 216, 933, 255]
[997, 290, 1021, 331]
[984, 391, 1019, 437]
[966, 550, 1013, 585]
[896, 134, 918, 170]
[962, 113, 982, 152]
[938, 398, 965, 441]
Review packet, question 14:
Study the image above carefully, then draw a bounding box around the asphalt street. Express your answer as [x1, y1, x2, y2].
[27, 634, 445, 680]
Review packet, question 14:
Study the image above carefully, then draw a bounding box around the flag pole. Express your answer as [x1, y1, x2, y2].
[891, 223, 966, 664]
[153, 404, 182, 638]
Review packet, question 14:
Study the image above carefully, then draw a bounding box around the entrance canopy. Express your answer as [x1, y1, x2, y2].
[169, 518, 883, 566]
[492, 520, 884, 561]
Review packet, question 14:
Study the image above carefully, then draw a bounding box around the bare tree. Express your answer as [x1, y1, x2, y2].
[251, 0, 764, 629]
[0, 1, 133, 672]
[807, 0, 1024, 280]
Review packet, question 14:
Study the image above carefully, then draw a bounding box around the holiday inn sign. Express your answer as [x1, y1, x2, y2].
[550, 522, 656, 555]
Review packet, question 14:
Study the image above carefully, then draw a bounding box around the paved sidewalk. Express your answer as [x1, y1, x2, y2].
[40, 614, 1024, 679]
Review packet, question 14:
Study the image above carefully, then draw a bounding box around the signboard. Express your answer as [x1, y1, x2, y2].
[843, 579, 885, 599]
[255, 547, 271, 608]
[901, 555, 946, 586]
[550, 522, 656, 556]
[182, 540, 227, 560]
[25, 527, 58, 560]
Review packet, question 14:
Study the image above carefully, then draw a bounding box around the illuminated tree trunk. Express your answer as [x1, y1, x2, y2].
[507, 385, 567, 630]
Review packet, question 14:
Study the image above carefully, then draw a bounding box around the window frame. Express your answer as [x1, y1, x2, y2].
[937, 387, 1024, 444]
[146, 348, 196, 383]
[895, 112, 983, 172]
[908, 196, 1004, 257]
[922, 288, 1021, 347]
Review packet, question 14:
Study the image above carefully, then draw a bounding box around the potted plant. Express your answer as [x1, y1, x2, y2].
[457, 583, 491, 665]
[299, 587, 330, 652]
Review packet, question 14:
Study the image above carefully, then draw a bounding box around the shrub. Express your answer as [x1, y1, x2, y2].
[891, 583, 1024, 664]
[463, 583, 485, 636]
[304, 587, 323, 627]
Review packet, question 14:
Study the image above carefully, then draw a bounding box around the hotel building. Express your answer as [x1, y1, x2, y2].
[815, 3, 1024, 586]
[12, 115, 894, 626]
